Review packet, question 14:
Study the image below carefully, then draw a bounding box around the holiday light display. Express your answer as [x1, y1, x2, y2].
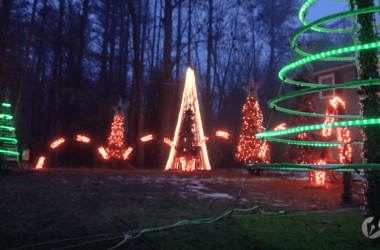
[322, 97, 352, 164]
[50, 138, 65, 149]
[247, 1, 380, 189]
[315, 171, 325, 185]
[123, 147, 133, 160]
[197, 136, 209, 146]
[141, 135, 153, 142]
[36, 156, 45, 169]
[76, 135, 90, 143]
[164, 138, 175, 148]
[274, 123, 287, 131]
[98, 99, 131, 161]
[236, 77, 269, 164]
[216, 131, 230, 139]
[0, 88, 20, 165]
[98, 147, 109, 160]
[165, 67, 211, 171]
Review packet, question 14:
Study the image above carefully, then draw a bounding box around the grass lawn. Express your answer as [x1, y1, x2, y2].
[1, 168, 379, 250]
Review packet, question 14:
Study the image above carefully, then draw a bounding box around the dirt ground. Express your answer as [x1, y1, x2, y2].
[0, 168, 366, 249]
[5, 168, 364, 211]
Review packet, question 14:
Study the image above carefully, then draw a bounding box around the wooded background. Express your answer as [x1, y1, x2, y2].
[0, 0, 354, 169]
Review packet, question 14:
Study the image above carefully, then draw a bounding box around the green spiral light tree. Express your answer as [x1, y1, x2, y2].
[251, 0, 380, 218]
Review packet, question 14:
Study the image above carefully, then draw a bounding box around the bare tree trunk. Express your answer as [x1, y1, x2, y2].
[156, 0, 163, 69]
[117, 0, 126, 101]
[0, 0, 12, 80]
[14, 0, 38, 149]
[187, 0, 191, 64]
[140, 0, 149, 65]
[123, 6, 130, 98]
[127, 0, 144, 167]
[205, 0, 213, 136]
[74, 0, 90, 88]
[175, 1, 181, 84]
[30, 0, 48, 164]
[159, 0, 176, 169]
[97, 0, 111, 143]
[109, 0, 116, 88]
[150, 0, 158, 73]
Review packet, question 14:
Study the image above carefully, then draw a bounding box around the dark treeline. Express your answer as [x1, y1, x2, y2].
[0, 0, 303, 169]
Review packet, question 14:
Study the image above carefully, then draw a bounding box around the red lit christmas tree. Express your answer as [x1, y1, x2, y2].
[98, 99, 133, 167]
[236, 76, 270, 172]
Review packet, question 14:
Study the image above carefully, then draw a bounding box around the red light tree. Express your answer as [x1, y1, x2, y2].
[98, 99, 132, 168]
[176, 108, 199, 169]
[235, 76, 270, 174]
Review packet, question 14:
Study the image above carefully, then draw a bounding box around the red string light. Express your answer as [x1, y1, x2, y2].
[123, 147, 133, 160]
[50, 138, 65, 149]
[141, 135, 153, 142]
[216, 131, 230, 139]
[36, 156, 45, 169]
[76, 135, 90, 143]
[98, 147, 109, 160]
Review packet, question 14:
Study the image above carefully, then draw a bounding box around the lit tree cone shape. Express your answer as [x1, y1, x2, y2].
[165, 68, 211, 171]
[236, 96, 270, 164]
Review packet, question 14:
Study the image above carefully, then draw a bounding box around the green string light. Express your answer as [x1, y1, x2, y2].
[268, 79, 377, 118]
[260, 137, 362, 147]
[0, 137, 18, 143]
[0, 125, 15, 131]
[257, 118, 380, 139]
[0, 149, 19, 156]
[248, 163, 380, 172]
[280, 41, 380, 81]
[0, 114, 12, 119]
[252, 1, 380, 171]
[2, 103, 11, 107]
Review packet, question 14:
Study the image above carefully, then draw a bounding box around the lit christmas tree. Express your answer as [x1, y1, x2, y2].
[165, 67, 211, 171]
[176, 108, 199, 169]
[0, 87, 20, 168]
[236, 76, 270, 171]
[98, 99, 133, 166]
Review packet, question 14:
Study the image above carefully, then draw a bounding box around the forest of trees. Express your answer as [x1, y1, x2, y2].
[0, 0, 353, 169]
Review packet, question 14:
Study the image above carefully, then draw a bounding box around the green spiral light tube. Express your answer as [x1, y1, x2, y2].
[253, 0, 380, 171]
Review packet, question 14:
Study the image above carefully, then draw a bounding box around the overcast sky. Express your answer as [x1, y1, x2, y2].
[306, 0, 380, 23]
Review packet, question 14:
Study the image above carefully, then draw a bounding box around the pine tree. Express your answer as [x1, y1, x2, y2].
[354, 0, 380, 223]
[236, 93, 270, 170]
[285, 68, 333, 183]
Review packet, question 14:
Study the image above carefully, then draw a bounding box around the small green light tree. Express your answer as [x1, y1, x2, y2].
[0, 88, 20, 168]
